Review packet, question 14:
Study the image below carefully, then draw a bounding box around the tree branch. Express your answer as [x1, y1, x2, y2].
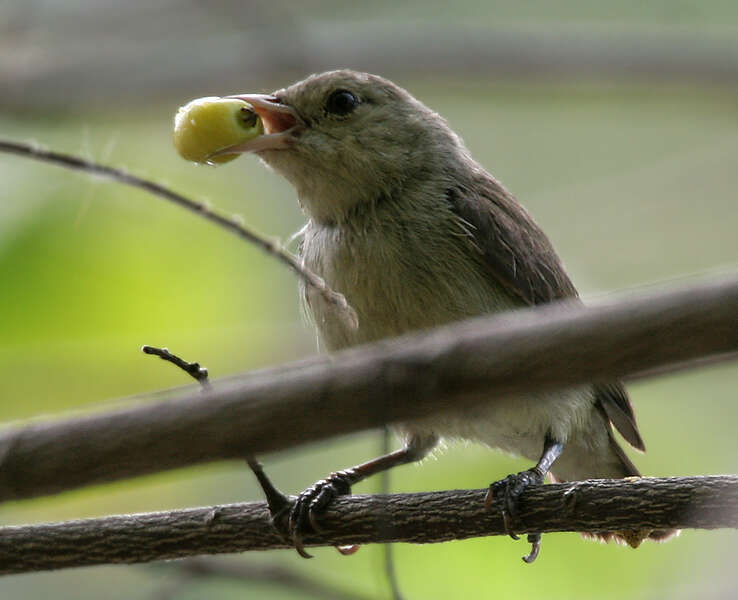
[0, 476, 735, 575]
[0, 274, 736, 503]
[0, 139, 357, 329]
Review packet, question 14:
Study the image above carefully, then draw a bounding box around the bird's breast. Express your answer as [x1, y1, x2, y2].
[299, 207, 516, 351]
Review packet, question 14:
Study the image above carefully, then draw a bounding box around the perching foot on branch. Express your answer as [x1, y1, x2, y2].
[485, 435, 564, 563]
[288, 471, 354, 558]
[486, 468, 545, 537]
[486, 469, 545, 563]
[282, 437, 438, 559]
[245, 458, 360, 558]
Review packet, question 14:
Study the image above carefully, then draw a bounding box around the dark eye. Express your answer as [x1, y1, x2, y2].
[325, 90, 359, 116]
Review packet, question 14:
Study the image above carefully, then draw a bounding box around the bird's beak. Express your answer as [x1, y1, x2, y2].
[213, 94, 301, 156]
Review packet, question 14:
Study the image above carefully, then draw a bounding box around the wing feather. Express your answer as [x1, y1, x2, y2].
[447, 176, 644, 450]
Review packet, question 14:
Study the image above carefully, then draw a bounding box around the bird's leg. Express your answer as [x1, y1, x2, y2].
[289, 434, 437, 558]
[485, 434, 564, 563]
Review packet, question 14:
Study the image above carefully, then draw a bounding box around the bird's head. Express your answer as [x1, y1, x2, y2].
[223, 70, 468, 224]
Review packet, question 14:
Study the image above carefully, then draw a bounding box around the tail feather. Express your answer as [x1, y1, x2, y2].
[607, 429, 641, 478]
[595, 382, 646, 451]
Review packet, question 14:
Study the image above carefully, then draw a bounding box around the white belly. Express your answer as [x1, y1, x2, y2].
[407, 386, 600, 463]
[300, 215, 515, 350]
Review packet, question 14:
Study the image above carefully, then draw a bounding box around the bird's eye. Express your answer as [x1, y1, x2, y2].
[325, 90, 359, 116]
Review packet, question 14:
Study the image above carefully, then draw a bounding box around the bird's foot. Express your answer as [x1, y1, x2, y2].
[287, 471, 354, 559]
[485, 468, 545, 563]
[522, 533, 541, 563]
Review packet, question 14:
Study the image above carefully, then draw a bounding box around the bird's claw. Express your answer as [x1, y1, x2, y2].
[486, 468, 545, 563]
[522, 534, 541, 563]
[287, 471, 353, 559]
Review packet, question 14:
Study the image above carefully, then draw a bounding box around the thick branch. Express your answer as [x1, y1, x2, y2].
[0, 476, 735, 575]
[0, 274, 736, 503]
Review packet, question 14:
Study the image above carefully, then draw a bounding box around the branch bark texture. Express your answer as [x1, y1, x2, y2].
[0, 476, 735, 575]
[0, 275, 736, 503]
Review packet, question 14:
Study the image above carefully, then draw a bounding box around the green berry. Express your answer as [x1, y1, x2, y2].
[173, 97, 264, 165]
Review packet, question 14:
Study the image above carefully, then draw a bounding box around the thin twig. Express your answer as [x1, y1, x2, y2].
[139, 348, 318, 599]
[142, 346, 211, 390]
[0, 139, 357, 329]
[139, 348, 289, 561]
[137, 349, 291, 566]
[0, 476, 735, 575]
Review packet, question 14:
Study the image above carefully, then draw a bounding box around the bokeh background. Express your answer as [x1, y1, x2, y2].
[1, 1, 737, 599]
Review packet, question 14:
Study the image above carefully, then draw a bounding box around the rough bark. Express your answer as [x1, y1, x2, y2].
[0, 476, 735, 575]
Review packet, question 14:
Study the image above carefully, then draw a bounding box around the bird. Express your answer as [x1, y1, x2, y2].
[221, 69, 676, 561]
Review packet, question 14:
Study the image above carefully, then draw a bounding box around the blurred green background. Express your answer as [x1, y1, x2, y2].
[1, 1, 737, 599]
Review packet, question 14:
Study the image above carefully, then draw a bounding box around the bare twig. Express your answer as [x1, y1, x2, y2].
[140, 348, 317, 599]
[0, 273, 735, 504]
[0, 476, 735, 575]
[153, 557, 375, 600]
[0, 139, 357, 329]
[139, 347, 289, 551]
[142, 346, 210, 389]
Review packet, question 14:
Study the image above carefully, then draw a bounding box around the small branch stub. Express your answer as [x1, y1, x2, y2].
[142, 346, 210, 388]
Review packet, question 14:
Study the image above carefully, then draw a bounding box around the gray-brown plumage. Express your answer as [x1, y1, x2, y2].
[226, 70, 676, 557]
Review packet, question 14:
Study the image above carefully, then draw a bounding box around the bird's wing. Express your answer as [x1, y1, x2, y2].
[447, 176, 644, 451]
[446, 182, 577, 304]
